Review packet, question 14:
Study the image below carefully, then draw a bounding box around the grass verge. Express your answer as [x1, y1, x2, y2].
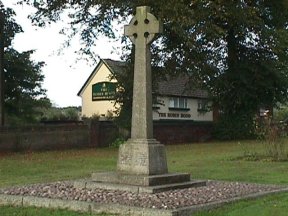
[0, 205, 111, 216]
[194, 192, 288, 216]
[0, 139, 287, 215]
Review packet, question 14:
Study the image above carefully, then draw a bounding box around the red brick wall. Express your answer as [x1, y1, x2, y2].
[0, 125, 89, 152]
[89, 121, 119, 148]
[0, 121, 213, 152]
[90, 121, 213, 145]
[153, 121, 213, 144]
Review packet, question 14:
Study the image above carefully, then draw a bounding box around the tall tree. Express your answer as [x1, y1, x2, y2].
[1, 5, 50, 125]
[0, 8, 4, 126]
[191, 0, 288, 138]
[20, 0, 288, 137]
[4, 48, 50, 124]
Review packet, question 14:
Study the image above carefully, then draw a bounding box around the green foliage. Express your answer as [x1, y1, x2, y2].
[235, 119, 288, 161]
[18, 0, 288, 134]
[4, 48, 50, 124]
[81, 114, 102, 126]
[257, 120, 288, 161]
[109, 137, 125, 148]
[202, 1, 288, 137]
[213, 113, 256, 140]
[1, 6, 23, 48]
[1, 5, 50, 125]
[64, 107, 80, 120]
[274, 105, 288, 122]
[90, 113, 101, 121]
[110, 58, 133, 130]
[41, 106, 80, 121]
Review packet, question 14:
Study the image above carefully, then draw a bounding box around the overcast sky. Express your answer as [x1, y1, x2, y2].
[2, 0, 123, 107]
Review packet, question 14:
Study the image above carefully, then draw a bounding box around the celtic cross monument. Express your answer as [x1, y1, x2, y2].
[117, 6, 168, 175]
[77, 6, 206, 193]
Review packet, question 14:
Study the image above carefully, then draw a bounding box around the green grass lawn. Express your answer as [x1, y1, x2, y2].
[194, 192, 288, 216]
[0, 205, 110, 216]
[0, 140, 287, 215]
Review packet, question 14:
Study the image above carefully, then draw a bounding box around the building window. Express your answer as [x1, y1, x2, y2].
[198, 99, 208, 112]
[169, 97, 189, 110]
[153, 98, 164, 110]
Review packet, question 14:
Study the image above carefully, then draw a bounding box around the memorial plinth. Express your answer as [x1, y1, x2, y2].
[117, 139, 168, 175]
[74, 6, 206, 193]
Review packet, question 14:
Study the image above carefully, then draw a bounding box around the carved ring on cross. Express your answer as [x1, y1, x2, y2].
[124, 6, 163, 45]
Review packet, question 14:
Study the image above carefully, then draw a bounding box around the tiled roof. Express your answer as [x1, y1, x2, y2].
[78, 59, 208, 98]
[102, 59, 126, 75]
[157, 75, 208, 98]
[103, 59, 209, 98]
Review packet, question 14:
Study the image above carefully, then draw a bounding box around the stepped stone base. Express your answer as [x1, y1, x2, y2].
[74, 172, 206, 194]
[74, 138, 206, 193]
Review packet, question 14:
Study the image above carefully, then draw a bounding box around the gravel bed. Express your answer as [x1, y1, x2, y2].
[0, 181, 285, 210]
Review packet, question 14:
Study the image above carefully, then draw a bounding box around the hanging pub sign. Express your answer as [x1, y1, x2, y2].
[92, 82, 116, 101]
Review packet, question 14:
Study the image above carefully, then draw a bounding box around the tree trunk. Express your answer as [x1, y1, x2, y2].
[0, 12, 4, 126]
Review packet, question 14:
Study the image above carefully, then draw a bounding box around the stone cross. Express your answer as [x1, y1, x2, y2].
[77, 7, 204, 190]
[117, 6, 167, 175]
[124, 6, 162, 139]
[75, 6, 203, 190]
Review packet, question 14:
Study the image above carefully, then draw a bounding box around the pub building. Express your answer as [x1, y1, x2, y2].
[77, 59, 214, 122]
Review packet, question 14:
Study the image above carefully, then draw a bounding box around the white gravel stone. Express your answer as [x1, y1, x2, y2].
[0, 180, 285, 210]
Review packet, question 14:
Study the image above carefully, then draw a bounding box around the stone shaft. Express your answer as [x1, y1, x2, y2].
[131, 44, 153, 139]
[124, 6, 162, 139]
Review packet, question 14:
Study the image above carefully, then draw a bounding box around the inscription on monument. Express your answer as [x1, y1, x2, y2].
[135, 149, 148, 166]
[137, 156, 148, 166]
[119, 154, 132, 165]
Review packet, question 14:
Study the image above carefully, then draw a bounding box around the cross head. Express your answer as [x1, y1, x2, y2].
[124, 6, 162, 45]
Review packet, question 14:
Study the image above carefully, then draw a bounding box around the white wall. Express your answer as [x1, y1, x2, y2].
[153, 96, 213, 121]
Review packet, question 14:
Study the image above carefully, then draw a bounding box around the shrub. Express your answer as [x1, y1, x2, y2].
[109, 137, 125, 148]
[213, 114, 256, 140]
[256, 119, 288, 161]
